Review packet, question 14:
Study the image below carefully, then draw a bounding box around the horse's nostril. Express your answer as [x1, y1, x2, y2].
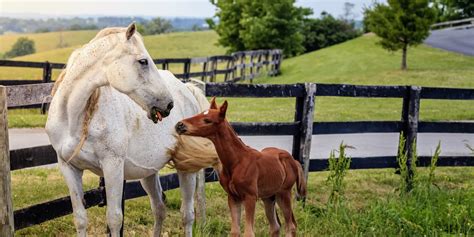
[167, 102, 174, 110]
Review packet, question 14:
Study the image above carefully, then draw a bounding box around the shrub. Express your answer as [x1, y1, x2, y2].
[326, 142, 352, 205]
[5, 37, 36, 58]
[302, 13, 361, 53]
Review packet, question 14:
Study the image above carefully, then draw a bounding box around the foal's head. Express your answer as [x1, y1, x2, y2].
[175, 97, 227, 137]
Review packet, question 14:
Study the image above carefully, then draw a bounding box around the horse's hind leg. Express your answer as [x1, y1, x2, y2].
[58, 158, 87, 237]
[263, 197, 280, 237]
[140, 174, 166, 237]
[276, 192, 297, 237]
[177, 171, 196, 237]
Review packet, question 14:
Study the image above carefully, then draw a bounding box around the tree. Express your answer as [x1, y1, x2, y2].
[364, 0, 436, 70]
[431, 0, 474, 22]
[144, 17, 173, 35]
[208, 0, 312, 57]
[5, 37, 36, 58]
[303, 13, 361, 53]
[341, 2, 357, 24]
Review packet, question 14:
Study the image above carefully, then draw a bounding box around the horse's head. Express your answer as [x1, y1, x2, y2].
[175, 97, 227, 137]
[102, 23, 174, 123]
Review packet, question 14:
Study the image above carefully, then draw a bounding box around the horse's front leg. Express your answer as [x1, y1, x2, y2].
[177, 171, 197, 237]
[58, 158, 87, 237]
[101, 156, 125, 237]
[140, 174, 166, 237]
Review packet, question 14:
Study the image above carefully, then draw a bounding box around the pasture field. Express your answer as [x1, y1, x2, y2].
[0, 30, 98, 54]
[5, 33, 474, 128]
[0, 30, 225, 80]
[12, 166, 474, 236]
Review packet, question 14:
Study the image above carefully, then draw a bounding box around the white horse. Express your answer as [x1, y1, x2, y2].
[46, 23, 218, 236]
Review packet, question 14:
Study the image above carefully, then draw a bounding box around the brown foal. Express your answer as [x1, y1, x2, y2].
[175, 98, 306, 237]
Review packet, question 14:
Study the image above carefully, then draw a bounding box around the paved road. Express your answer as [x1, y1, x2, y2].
[425, 27, 474, 56]
[9, 128, 474, 159]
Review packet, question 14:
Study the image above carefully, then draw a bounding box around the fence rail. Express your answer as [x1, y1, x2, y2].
[431, 17, 474, 30]
[0, 82, 473, 233]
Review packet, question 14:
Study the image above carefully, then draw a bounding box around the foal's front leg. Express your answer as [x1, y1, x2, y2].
[243, 195, 257, 237]
[228, 196, 242, 237]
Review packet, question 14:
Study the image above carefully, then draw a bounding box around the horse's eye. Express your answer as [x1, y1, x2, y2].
[203, 119, 212, 124]
[138, 59, 148, 66]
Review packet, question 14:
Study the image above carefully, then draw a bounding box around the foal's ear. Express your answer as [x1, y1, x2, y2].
[219, 100, 228, 119]
[210, 97, 217, 109]
[126, 22, 136, 40]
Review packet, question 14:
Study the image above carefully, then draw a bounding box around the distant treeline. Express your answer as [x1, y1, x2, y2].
[0, 17, 208, 34]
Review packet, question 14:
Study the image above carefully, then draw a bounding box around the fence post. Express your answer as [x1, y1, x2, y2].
[0, 86, 14, 236]
[292, 83, 316, 182]
[201, 59, 209, 82]
[183, 59, 191, 81]
[399, 86, 421, 190]
[249, 53, 255, 84]
[42, 61, 52, 83]
[190, 79, 207, 224]
[210, 57, 218, 83]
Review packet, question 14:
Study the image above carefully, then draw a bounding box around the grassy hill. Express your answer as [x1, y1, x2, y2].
[221, 34, 474, 123]
[0, 31, 225, 80]
[255, 34, 474, 88]
[0, 30, 98, 54]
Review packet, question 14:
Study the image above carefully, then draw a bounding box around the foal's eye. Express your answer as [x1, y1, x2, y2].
[203, 119, 212, 124]
[138, 59, 148, 66]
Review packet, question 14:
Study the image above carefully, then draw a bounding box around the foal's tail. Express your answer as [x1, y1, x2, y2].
[294, 159, 307, 201]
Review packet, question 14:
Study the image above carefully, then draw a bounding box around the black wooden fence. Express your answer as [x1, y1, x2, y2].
[0, 49, 282, 86]
[1, 82, 473, 233]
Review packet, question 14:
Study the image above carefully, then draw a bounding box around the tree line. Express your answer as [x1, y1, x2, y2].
[207, 0, 362, 58]
[208, 0, 472, 70]
[0, 17, 207, 34]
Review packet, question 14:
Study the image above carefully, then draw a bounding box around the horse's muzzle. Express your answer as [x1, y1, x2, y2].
[175, 122, 187, 134]
[150, 102, 174, 123]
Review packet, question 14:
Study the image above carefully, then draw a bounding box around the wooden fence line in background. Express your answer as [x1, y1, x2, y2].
[1, 82, 473, 232]
[0, 49, 282, 86]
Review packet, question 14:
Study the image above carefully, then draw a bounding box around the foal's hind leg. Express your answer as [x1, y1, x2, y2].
[276, 192, 297, 237]
[58, 158, 87, 237]
[140, 174, 166, 237]
[263, 197, 280, 237]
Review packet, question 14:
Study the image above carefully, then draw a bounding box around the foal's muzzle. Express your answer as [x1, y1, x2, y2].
[175, 121, 187, 134]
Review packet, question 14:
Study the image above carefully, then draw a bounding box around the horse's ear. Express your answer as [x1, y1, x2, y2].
[126, 22, 136, 40]
[219, 100, 228, 119]
[210, 97, 217, 109]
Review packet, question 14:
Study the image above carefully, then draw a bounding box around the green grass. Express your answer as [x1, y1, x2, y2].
[0, 30, 98, 54]
[12, 167, 474, 236]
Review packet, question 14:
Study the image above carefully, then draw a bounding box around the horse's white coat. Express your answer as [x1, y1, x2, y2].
[46, 24, 204, 237]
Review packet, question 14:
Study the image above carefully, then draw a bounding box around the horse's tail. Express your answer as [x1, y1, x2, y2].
[167, 80, 221, 173]
[294, 159, 307, 201]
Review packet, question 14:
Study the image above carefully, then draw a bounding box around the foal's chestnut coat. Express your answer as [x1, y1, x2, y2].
[176, 98, 306, 237]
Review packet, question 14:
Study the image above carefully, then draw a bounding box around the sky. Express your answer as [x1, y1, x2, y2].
[1, 0, 380, 19]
